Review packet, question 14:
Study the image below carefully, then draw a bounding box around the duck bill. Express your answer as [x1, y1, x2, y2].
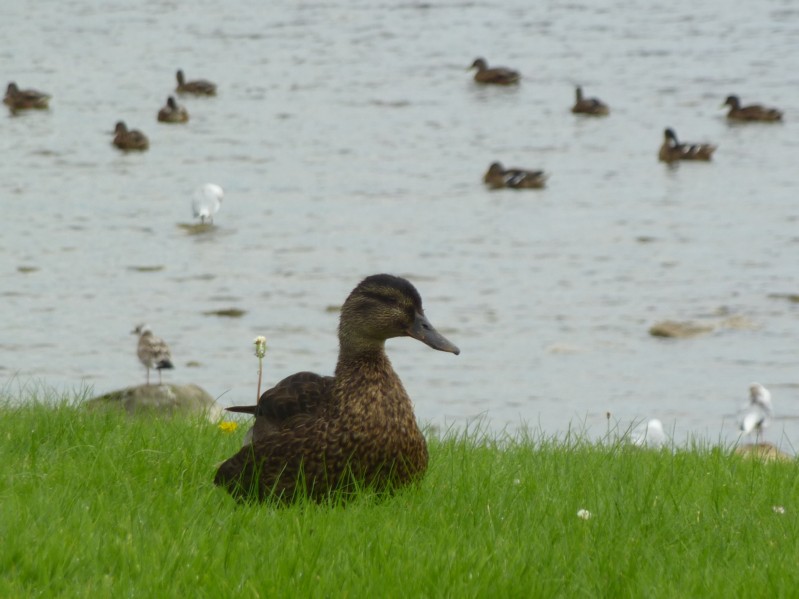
[407, 312, 460, 355]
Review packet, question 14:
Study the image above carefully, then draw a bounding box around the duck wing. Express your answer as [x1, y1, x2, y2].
[255, 371, 334, 422]
[215, 372, 335, 501]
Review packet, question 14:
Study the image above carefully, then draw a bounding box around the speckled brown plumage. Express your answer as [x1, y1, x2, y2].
[113, 121, 149, 151]
[723, 95, 782, 122]
[157, 96, 189, 123]
[4, 82, 50, 111]
[483, 162, 548, 189]
[214, 274, 460, 503]
[658, 128, 716, 163]
[175, 69, 217, 96]
[469, 58, 520, 85]
[572, 86, 609, 116]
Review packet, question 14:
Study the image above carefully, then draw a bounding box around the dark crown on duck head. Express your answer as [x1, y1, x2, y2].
[339, 274, 459, 354]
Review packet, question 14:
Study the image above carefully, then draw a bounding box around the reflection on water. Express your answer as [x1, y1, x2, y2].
[2, 0, 798, 447]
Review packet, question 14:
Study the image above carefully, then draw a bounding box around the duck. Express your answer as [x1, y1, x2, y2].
[157, 96, 189, 123]
[132, 324, 174, 385]
[4, 82, 51, 111]
[469, 58, 520, 85]
[191, 183, 224, 224]
[112, 121, 149, 151]
[737, 382, 773, 444]
[571, 86, 609, 116]
[175, 69, 217, 96]
[214, 274, 460, 503]
[723, 95, 782, 122]
[658, 128, 716, 163]
[483, 162, 548, 189]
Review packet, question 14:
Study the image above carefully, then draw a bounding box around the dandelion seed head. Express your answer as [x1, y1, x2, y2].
[773, 505, 786, 514]
[577, 509, 592, 520]
[253, 336, 267, 358]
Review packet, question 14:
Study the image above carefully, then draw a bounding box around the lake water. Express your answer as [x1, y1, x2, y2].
[2, 0, 799, 448]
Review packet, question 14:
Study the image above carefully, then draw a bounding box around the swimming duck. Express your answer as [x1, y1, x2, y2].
[658, 128, 716, 163]
[175, 69, 217, 96]
[483, 162, 548, 189]
[158, 96, 189, 123]
[132, 324, 174, 385]
[571, 86, 609, 116]
[469, 58, 520, 85]
[4, 82, 51, 111]
[723, 95, 782, 122]
[214, 274, 460, 503]
[113, 121, 149, 151]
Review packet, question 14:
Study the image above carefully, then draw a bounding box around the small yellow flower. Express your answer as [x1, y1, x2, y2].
[218, 421, 238, 433]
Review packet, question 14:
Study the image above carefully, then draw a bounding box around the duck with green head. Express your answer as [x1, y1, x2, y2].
[214, 274, 460, 503]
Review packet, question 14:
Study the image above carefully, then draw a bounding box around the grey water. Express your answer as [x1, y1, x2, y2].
[2, 0, 799, 448]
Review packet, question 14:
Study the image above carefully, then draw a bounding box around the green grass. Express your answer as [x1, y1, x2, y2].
[2, 384, 798, 598]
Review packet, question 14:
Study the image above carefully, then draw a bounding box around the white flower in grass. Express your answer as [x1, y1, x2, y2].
[773, 506, 786, 514]
[577, 509, 592, 520]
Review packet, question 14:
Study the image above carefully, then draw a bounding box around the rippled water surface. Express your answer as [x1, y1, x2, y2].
[3, 0, 799, 446]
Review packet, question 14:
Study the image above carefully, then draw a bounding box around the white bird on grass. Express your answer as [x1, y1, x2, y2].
[738, 382, 773, 443]
[191, 183, 224, 224]
[631, 418, 667, 448]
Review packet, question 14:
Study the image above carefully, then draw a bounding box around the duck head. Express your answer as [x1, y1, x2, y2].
[723, 95, 741, 109]
[339, 274, 460, 355]
[469, 58, 488, 71]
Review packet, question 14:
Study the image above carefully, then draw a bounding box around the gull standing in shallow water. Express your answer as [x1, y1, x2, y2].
[132, 325, 174, 385]
[738, 383, 773, 443]
[192, 183, 224, 224]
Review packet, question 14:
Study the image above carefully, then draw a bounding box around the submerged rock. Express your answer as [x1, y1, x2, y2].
[649, 314, 755, 339]
[85, 384, 222, 421]
[649, 320, 715, 338]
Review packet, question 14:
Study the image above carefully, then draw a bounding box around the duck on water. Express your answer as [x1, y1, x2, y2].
[214, 274, 460, 503]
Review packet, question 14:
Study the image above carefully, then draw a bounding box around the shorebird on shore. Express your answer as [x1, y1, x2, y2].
[132, 324, 174, 385]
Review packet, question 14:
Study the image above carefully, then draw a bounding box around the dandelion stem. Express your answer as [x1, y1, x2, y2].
[253, 336, 267, 404]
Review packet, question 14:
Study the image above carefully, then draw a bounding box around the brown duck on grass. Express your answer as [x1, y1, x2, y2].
[469, 58, 520, 85]
[723, 95, 782, 122]
[175, 69, 217, 96]
[214, 274, 460, 503]
[157, 96, 189, 123]
[658, 128, 716, 163]
[113, 121, 149, 151]
[483, 162, 548, 189]
[4, 82, 51, 111]
[571, 86, 609, 116]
